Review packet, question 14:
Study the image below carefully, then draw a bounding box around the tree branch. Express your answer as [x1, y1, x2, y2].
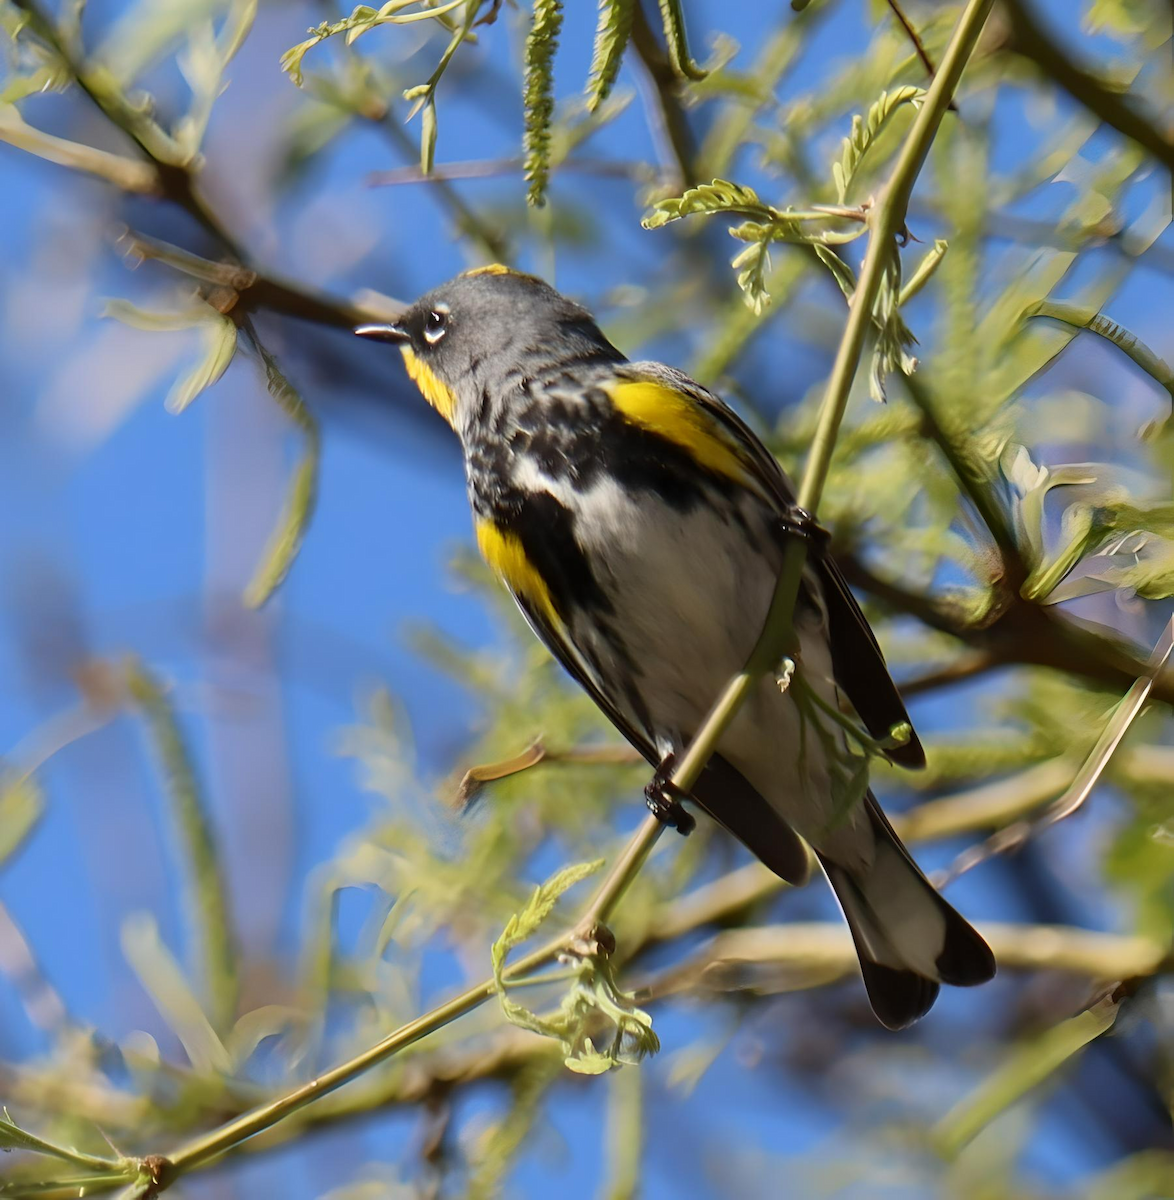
[6, 2, 400, 336]
[120, 231, 396, 330]
[630, 1, 699, 189]
[10, 0, 246, 259]
[644, 921, 1171, 1002]
[1000, 0, 1174, 171]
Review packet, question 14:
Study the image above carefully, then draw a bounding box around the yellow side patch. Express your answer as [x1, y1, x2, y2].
[401, 346, 457, 426]
[475, 519, 558, 625]
[606, 380, 752, 486]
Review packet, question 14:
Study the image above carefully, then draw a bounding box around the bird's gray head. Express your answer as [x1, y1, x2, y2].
[355, 265, 622, 437]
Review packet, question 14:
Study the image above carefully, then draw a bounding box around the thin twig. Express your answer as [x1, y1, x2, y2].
[884, 0, 957, 112]
[630, 1, 698, 189]
[7, 3, 399, 333]
[898, 652, 1004, 696]
[367, 155, 658, 187]
[119, 231, 396, 330]
[935, 613, 1174, 887]
[453, 738, 641, 806]
[886, 0, 941, 81]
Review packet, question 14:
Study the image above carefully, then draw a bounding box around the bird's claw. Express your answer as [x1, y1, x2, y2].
[644, 760, 695, 835]
[781, 507, 831, 554]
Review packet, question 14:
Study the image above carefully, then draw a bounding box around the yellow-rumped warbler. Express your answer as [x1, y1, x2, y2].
[357, 265, 995, 1029]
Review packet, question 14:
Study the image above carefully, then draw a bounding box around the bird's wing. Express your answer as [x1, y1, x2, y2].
[510, 591, 659, 765]
[510, 591, 811, 885]
[616, 361, 924, 770]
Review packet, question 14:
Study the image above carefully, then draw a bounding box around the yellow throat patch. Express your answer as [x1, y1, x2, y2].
[475, 519, 558, 625]
[605, 379, 752, 487]
[400, 346, 457, 427]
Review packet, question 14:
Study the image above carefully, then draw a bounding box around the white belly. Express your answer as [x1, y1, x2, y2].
[542, 472, 867, 862]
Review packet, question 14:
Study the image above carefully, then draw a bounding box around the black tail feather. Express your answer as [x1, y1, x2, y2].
[936, 902, 998, 986]
[859, 960, 940, 1032]
[819, 792, 996, 1029]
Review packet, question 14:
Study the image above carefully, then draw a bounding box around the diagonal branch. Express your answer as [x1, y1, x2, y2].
[10, 0, 246, 259]
[935, 613, 1174, 887]
[1000, 0, 1174, 171]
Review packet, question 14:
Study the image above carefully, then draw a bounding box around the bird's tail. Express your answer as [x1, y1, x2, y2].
[817, 792, 996, 1030]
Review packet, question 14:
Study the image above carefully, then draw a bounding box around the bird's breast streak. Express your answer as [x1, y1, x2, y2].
[474, 518, 559, 625]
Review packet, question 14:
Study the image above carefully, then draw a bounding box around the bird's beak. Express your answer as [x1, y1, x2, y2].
[354, 322, 410, 344]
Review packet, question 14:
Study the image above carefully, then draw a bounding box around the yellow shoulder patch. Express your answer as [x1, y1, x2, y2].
[401, 346, 457, 427]
[606, 379, 752, 486]
[475, 519, 559, 625]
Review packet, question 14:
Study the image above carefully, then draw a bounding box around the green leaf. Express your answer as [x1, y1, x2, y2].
[868, 246, 918, 402]
[523, 0, 563, 206]
[585, 0, 635, 113]
[0, 63, 69, 104]
[899, 238, 949, 305]
[730, 236, 771, 315]
[125, 657, 239, 1031]
[121, 912, 232, 1075]
[242, 344, 321, 608]
[1027, 300, 1174, 403]
[934, 993, 1121, 1157]
[1002, 443, 1101, 566]
[490, 860, 659, 1075]
[832, 85, 925, 204]
[280, 32, 322, 88]
[656, 0, 706, 81]
[281, 2, 472, 87]
[0, 771, 42, 867]
[646, 182, 866, 312]
[812, 242, 859, 300]
[227, 1004, 306, 1070]
[166, 310, 237, 413]
[419, 95, 437, 175]
[173, 0, 258, 161]
[490, 859, 603, 981]
[102, 298, 210, 332]
[642, 178, 770, 229]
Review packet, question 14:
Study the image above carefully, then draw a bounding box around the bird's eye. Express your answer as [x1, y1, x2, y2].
[424, 309, 448, 344]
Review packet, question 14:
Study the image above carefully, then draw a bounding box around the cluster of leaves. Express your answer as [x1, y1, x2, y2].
[2, 0, 256, 169]
[280, 0, 707, 203]
[640, 78, 931, 401]
[490, 860, 659, 1075]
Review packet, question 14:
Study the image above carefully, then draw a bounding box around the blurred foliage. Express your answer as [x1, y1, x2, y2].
[0, 0, 1172, 1197]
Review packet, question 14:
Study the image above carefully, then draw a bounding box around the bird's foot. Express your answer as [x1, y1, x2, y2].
[781, 507, 831, 554]
[644, 759, 695, 836]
